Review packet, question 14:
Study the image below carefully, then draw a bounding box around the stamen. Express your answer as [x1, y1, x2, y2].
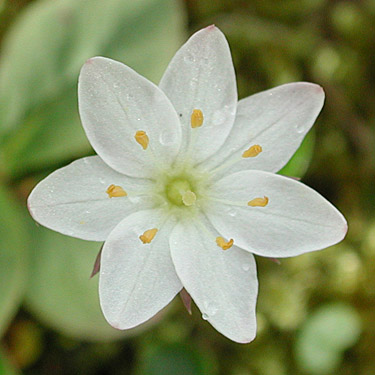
[182, 191, 197, 206]
[139, 228, 158, 244]
[191, 109, 204, 128]
[216, 236, 234, 250]
[106, 184, 127, 198]
[134, 130, 149, 150]
[242, 144, 262, 158]
[248, 196, 269, 207]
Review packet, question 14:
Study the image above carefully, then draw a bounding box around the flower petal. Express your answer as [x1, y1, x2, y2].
[99, 210, 182, 329]
[201, 82, 324, 175]
[206, 170, 347, 257]
[78, 57, 182, 178]
[28, 156, 153, 241]
[159, 26, 237, 164]
[170, 217, 258, 343]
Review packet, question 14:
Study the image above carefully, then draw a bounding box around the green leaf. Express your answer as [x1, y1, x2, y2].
[0, 186, 28, 338]
[0, 346, 21, 375]
[279, 130, 315, 178]
[295, 302, 361, 374]
[25, 227, 150, 342]
[0, 0, 185, 176]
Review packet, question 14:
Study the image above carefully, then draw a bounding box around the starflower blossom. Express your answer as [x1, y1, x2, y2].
[28, 26, 347, 343]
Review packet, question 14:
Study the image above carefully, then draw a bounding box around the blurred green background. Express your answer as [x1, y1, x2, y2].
[0, 0, 374, 374]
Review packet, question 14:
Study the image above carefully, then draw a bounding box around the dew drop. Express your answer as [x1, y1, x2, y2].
[212, 110, 225, 126]
[202, 57, 209, 65]
[189, 77, 199, 89]
[228, 209, 237, 217]
[242, 263, 250, 271]
[202, 313, 209, 320]
[159, 130, 175, 146]
[183, 54, 195, 64]
[295, 124, 305, 134]
[203, 301, 218, 317]
[129, 196, 142, 204]
[99, 178, 105, 184]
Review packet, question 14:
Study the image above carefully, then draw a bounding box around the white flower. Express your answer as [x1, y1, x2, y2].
[28, 26, 347, 343]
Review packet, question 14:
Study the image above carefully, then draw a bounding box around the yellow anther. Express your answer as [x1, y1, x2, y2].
[216, 237, 234, 250]
[139, 228, 158, 244]
[242, 144, 262, 158]
[182, 191, 197, 206]
[106, 184, 127, 198]
[134, 130, 149, 150]
[248, 196, 269, 207]
[191, 109, 204, 128]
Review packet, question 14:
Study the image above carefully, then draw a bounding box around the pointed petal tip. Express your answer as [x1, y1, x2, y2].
[82, 57, 102, 70]
[205, 24, 216, 30]
[341, 218, 349, 240]
[26, 195, 35, 220]
[226, 330, 257, 344]
[108, 319, 123, 331]
[238, 335, 256, 344]
[81, 57, 111, 74]
[85, 57, 95, 65]
[303, 82, 325, 100]
[293, 81, 325, 95]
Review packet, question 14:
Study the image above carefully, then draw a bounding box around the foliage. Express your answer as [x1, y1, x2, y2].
[0, 0, 374, 374]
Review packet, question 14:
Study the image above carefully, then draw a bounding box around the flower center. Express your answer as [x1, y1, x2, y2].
[165, 178, 197, 207]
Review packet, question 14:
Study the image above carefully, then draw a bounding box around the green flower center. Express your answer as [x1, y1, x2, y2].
[165, 178, 196, 207]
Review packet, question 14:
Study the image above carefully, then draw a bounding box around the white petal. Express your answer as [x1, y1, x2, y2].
[78, 57, 182, 178]
[201, 82, 324, 175]
[159, 26, 237, 164]
[206, 170, 347, 257]
[99, 210, 182, 329]
[170, 218, 258, 343]
[28, 156, 153, 241]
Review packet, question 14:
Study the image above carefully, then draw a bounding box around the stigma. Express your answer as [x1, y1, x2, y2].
[139, 228, 158, 244]
[106, 184, 127, 198]
[242, 144, 262, 158]
[216, 236, 234, 250]
[182, 191, 197, 206]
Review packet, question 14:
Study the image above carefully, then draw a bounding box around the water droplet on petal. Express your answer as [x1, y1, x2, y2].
[228, 209, 237, 217]
[128, 196, 142, 204]
[159, 130, 176, 146]
[183, 54, 195, 64]
[295, 123, 305, 134]
[242, 263, 250, 271]
[202, 313, 209, 320]
[203, 301, 218, 317]
[212, 110, 226, 126]
[189, 77, 199, 89]
[99, 178, 105, 184]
